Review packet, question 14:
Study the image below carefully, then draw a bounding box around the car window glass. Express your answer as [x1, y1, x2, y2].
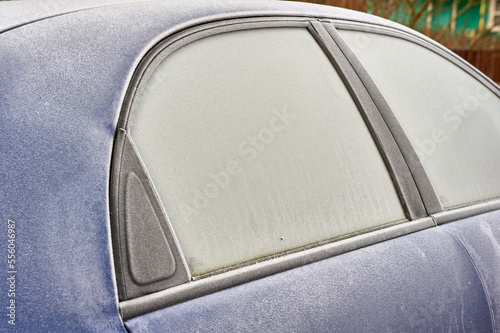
[128, 27, 405, 276]
[340, 30, 500, 209]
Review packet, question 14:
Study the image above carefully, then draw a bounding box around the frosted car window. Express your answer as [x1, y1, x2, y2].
[340, 30, 500, 209]
[128, 28, 405, 276]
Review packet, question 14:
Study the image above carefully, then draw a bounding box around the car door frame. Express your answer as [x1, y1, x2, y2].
[111, 15, 500, 321]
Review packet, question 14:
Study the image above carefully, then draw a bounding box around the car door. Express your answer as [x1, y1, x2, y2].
[111, 17, 500, 332]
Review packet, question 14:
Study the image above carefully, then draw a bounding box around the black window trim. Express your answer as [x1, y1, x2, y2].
[331, 20, 500, 100]
[324, 21, 443, 216]
[119, 216, 434, 320]
[112, 15, 500, 320]
[310, 20, 426, 220]
[329, 20, 500, 224]
[111, 129, 191, 301]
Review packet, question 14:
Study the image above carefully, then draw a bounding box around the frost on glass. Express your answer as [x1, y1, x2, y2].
[340, 30, 500, 209]
[128, 28, 405, 276]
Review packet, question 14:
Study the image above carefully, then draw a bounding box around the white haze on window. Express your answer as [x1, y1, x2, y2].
[340, 30, 500, 209]
[129, 28, 405, 276]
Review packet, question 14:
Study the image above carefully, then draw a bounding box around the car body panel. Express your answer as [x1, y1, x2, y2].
[0, 9, 130, 333]
[124, 222, 494, 332]
[0, 3, 387, 331]
[0, 0, 155, 34]
[0, 1, 499, 331]
[441, 211, 500, 329]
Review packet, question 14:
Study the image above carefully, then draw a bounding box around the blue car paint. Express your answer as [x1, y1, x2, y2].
[0, 1, 498, 331]
[441, 211, 500, 329]
[124, 223, 495, 332]
[0, 2, 376, 331]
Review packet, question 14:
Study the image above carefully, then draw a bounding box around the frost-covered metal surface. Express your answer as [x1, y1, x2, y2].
[0, 9, 128, 333]
[0, 0, 498, 331]
[442, 210, 500, 331]
[124, 227, 492, 332]
[0, 1, 408, 331]
[0, 0, 153, 34]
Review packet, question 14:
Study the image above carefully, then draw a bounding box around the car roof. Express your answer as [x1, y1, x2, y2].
[0, 0, 153, 33]
[1, 1, 442, 76]
[0, 0, 414, 35]
[1, 0, 432, 132]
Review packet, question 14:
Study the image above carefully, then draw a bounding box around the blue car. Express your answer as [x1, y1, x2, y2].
[1, 1, 500, 332]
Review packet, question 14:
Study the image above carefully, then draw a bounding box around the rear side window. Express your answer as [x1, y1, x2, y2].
[126, 27, 405, 276]
[340, 30, 500, 209]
